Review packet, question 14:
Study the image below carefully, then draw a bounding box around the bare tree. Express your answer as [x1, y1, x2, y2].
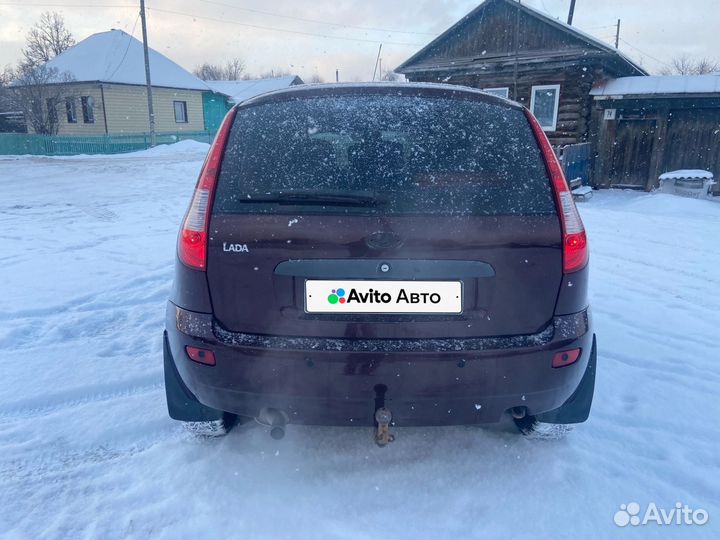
[660, 54, 720, 75]
[3, 64, 76, 134]
[193, 63, 224, 81]
[22, 12, 75, 68]
[194, 58, 246, 80]
[381, 69, 401, 82]
[224, 58, 245, 80]
[308, 73, 324, 83]
[258, 69, 292, 79]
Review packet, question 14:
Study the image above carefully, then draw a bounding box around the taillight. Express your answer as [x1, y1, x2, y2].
[185, 345, 216, 366]
[178, 107, 238, 270]
[524, 109, 588, 273]
[552, 348, 581, 368]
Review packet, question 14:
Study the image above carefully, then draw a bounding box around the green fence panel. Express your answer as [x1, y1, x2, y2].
[0, 131, 215, 156]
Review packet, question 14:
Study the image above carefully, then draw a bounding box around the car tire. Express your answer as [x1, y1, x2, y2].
[184, 412, 238, 437]
[513, 415, 574, 439]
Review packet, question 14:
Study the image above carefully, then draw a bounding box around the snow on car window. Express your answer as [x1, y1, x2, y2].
[215, 95, 555, 216]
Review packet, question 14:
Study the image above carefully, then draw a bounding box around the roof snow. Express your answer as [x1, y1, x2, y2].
[591, 74, 720, 97]
[205, 76, 303, 103]
[42, 29, 209, 91]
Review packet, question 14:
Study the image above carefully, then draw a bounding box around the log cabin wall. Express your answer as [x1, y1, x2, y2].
[405, 64, 601, 146]
[397, 0, 647, 171]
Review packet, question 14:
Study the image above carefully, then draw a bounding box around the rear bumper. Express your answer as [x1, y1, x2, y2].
[165, 302, 593, 426]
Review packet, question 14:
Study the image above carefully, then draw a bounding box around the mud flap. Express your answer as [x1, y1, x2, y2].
[536, 334, 597, 424]
[163, 331, 224, 422]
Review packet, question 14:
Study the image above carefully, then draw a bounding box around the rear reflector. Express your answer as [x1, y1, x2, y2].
[552, 348, 581, 368]
[185, 346, 216, 366]
[524, 109, 589, 273]
[178, 107, 238, 270]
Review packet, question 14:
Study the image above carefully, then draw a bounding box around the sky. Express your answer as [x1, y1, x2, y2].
[0, 0, 718, 81]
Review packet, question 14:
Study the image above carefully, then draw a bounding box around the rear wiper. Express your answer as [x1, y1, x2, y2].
[241, 190, 386, 207]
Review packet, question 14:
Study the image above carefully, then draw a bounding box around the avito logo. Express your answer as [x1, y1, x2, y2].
[328, 286, 441, 305]
[306, 280, 461, 314]
[327, 288, 346, 304]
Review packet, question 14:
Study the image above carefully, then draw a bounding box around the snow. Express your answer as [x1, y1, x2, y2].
[591, 74, 720, 97]
[659, 169, 714, 180]
[206, 76, 301, 103]
[41, 29, 209, 90]
[1, 147, 719, 538]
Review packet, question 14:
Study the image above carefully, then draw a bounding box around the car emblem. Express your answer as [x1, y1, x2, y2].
[365, 231, 403, 250]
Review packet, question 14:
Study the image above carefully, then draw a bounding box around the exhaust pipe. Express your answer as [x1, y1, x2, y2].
[256, 408, 288, 439]
[510, 406, 527, 419]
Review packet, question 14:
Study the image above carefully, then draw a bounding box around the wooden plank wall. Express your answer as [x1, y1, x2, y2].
[593, 98, 720, 190]
[408, 64, 599, 146]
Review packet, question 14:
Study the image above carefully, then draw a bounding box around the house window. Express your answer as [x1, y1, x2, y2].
[174, 101, 188, 123]
[530, 84, 560, 131]
[66, 98, 77, 123]
[46, 99, 58, 125]
[81, 96, 95, 123]
[482, 87, 509, 99]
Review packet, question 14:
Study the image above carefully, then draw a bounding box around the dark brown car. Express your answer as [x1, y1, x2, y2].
[163, 83, 596, 442]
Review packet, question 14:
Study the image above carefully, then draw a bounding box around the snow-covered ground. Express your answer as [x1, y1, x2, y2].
[1, 143, 718, 539]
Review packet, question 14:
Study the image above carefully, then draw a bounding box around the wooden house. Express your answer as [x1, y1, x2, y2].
[21, 30, 210, 135]
[591, 75, 720, 191]
[395, 0, 646, 147]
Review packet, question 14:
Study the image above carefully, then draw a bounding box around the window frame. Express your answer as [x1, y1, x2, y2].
[81, 96, 95, 124]
[173, 100, 188, 123]
[66, 97, 77, 124]
[530, 84, 561, 131]
[482, 87, 509, 99]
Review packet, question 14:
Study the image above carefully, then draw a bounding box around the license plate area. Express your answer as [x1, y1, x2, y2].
[305, 280, 462, 314]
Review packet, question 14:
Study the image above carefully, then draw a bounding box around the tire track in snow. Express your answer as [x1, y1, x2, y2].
[0, 433, 176, 483]
[0, 269, 172, 322]
[0, 378, 162, 424]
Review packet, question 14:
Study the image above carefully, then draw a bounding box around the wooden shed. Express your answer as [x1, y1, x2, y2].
[591, 75, 720, 191]
[395, 0, 646, 146]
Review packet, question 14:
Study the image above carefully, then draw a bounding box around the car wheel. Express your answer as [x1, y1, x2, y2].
[184, 412, 238, 437]
[513, 415, 574, 439]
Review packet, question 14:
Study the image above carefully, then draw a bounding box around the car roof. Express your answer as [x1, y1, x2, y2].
[235, 82, 524, 111]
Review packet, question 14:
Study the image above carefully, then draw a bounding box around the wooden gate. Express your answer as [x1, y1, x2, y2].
[608, 118, 657, 188]
[663, 109, 720, 174]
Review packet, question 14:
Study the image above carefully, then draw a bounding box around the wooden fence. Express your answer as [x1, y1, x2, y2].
[0, 131, 214, 156]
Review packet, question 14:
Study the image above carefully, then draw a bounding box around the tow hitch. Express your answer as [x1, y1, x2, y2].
[374, 407, 394, 446]
[373, 384, 394, 446]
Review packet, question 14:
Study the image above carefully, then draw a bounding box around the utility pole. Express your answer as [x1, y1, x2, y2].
[615, 19, 621, 48]
[139, 0, 155, 146]
[512, 1, 520, 100]
[336, 69, 339, 83]
[372, 43, 383, 81]
[567, 0, 576, 25]
[379, 58, 383, 81]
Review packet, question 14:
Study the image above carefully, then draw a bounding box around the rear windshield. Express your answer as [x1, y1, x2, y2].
[215, 94, 555, 216]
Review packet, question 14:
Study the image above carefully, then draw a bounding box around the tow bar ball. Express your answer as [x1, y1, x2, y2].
[375, 407, 395, 447]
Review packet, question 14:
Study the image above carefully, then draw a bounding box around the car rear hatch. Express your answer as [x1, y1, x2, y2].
[206, 87, 563, 340]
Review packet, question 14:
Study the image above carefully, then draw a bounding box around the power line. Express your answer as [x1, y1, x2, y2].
[0, 1, 438, 40]
[104, 13, 139, 81]
[194, 0, 438, 36]
[146, 6, 426, 47]
[618, 38, 671, 67]
[0, 2, 135, 6]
